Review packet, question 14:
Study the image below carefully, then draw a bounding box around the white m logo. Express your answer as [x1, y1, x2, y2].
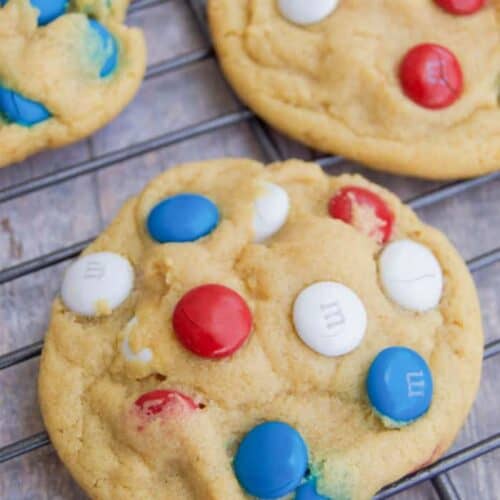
[83, 261, 106, 280]
[320, 301, 346, 334]
[406, 371, 426, 397]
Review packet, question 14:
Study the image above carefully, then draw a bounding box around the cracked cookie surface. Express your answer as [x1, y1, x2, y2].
[208, 0, 500, 179]
[39, 159, 483, 499]
[0, 0, 145, 168]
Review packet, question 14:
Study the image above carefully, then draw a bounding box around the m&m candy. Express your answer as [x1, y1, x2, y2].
[135, 390, 197, 417]
[367, 347, 433, 427]
[147, 193, 220, 243]
[0, 0, 68, 26]
[434, 0, 485, 15]
[293, 281, 367, 357]
[253, 182, 290, 243]
[121, 317, 153, 364]
[277, 0, 339, 26]
[234, 421, 309, 498]
[328, 186, 394, 244]
[0, 86, 50, 126]
[61, 252, 134, 316]
[400, 44, 463, 109]
[379, 239, 443, 312]
[88, 19, 119, 78]
[173, 284, 252, 358]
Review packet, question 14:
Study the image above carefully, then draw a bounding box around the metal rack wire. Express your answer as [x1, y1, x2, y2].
[0, 0, 499, 498]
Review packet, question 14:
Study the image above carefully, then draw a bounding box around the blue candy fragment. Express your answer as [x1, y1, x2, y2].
[147, 193, 220, 244]
[296, 478, 330, 500]
[367, 347, 433, 426]
[0, 86, 50, 126]
[88, 19, 119, 78]
[234, 421, 309, 499]
[0, 0, 68, 25]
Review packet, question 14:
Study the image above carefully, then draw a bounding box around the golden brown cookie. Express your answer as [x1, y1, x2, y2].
[39, 159, 483, 499]
[0, 0, 145, 168]
[208, 0, 500, 179]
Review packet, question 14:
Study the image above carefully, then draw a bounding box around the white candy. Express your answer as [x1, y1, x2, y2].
[253, 182, 290, 243]
[278, 0, 339, 26]
[61, 252, 134, 316]
[379, 239, 443, 312]
[121, 317, 153, 363]
[293, 281, 367, 357]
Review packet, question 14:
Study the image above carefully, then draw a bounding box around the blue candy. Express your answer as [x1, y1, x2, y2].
[88, 20, 119, 78]
[296, 479, 330, 500]
[367, 347, 433, 426]
[0, 0, 68, 25]
[0, 86, 50, 126]
[147, 193, 220, 244]
[234, 421, 309, 499]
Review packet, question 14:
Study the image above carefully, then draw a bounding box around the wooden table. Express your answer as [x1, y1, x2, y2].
[0, 1, 498, 498]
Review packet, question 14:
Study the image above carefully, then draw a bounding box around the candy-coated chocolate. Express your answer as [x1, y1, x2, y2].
[135, 390, 197, 416]
[60, 252, 134, 316]
[234, 421, 309, 498]
[88, 20, 119, 78]
[400, 44, 463, 109]
[293, 281, 367, 357]
[379, 239, 443, 312]
[295, 478, 330, 499]
[0, 86, 50, 126]
[147, 193, 220, 243]
[253, 182, 290, 242]
[173, 284, 252, 358]
[328, 186, 394, 244]
[435, 0, 485, 15]
[367, 347, 433, 426]
[278, 0, 339, 26]
[121, 317, 153, 363]
[0, 0, 68, 25]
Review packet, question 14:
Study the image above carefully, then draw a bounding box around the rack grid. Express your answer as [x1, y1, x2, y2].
[0, 0, 499, 498]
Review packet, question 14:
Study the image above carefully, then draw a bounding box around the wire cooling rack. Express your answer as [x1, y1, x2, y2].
[0, 0, 499, 498]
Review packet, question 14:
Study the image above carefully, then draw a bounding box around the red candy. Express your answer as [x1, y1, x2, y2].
[399, 44, 463, 109]
[173, 284, 252, 359]
[435, 0, 485, 15]
[328, 186, 394, 244]
[135, 390, 197, 417]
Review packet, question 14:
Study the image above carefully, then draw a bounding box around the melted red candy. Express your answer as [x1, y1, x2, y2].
[435, 0, 485, 15]
[399, 44, 463, 109]
[135, 390, 197, 417]
[173, 284, 252, 359]
[328, 186, 394, 244]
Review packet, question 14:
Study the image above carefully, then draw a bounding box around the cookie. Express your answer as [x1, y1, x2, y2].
[39, 159, 483, 499]
[208, 1, 500, 179]
[0, 0, 145, 168]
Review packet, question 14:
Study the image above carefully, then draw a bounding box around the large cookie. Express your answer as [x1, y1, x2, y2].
[208, 0, 500, 179]
[39, 159, 483, 499]
[0, 0, 145, 168]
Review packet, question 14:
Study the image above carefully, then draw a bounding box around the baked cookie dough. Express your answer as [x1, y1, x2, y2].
[208, 0, 500, 179]
[0, 0, 145, 168]
[39, 159, 483, 499]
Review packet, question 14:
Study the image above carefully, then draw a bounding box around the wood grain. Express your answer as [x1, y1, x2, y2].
[0, 1, 498, 499]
